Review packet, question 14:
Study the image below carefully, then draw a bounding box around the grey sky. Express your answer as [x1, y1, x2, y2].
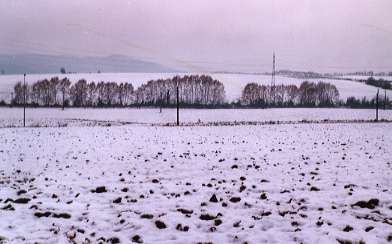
[1, 0, 391, 72]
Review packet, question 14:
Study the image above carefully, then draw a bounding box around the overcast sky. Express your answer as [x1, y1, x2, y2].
[1, 0, 391, 72]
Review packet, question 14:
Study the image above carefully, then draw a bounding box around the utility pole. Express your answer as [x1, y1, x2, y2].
[271, 52, 276, 106]
[159, 91, 162, 113]
[62, 88, 65, 110]
[384, 89, 387, 110]
[23, 73, 26, 127]
[176, 84, 179, 126]
[376, 89, 379, 122]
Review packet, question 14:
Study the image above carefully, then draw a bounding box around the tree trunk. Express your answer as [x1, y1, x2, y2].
[376, 89, 379, 121]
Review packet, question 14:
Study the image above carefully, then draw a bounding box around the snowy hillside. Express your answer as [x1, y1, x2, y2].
[0, 73, 390, 102]
[0, 107, 391, 128]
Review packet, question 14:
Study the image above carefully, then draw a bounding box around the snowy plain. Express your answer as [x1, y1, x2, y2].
[0, 107, 391, 128]
[0, 72, 391, 243]
[1, 123, 391, 243]
[0, 73, 390, 102]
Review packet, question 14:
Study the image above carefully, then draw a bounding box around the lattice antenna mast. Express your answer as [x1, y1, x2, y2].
[272, 52, 276, 87]
[271, 52, 276, 104]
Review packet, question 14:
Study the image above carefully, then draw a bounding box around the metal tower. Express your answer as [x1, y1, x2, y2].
[271, 52, 276, 104]
[271, 52, 276, 87]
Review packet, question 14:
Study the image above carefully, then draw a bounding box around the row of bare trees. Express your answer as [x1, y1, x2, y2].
[13, 78, 341, 107]
[135, 75, 225, 106]
[12, 75, 225, 107]
[241, 81, 340, 107]
[9, 77, 390, 109]
[13, 77, 134, 107]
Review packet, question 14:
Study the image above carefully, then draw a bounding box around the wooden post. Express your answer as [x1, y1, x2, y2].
[23, 73, 26, 127]
[176, 85, 179, 126]
[376, 89, 379, 122]
[384, 89, 387, 110]
[159, 91, 162, 113]
[62, 88, 65, 110]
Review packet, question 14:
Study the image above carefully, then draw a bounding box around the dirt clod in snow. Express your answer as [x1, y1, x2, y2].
[91, 186, 107, 193]
[155, 220, 167, 229]
[132, 235, 143, 243]
[352, 199, 379, 209]
[200, 214, 216, 221]
[229, 197, 241, 203]
[209, 194, 218, 203]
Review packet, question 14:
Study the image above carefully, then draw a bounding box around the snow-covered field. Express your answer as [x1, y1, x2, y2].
[0, 73, 390, 102]
[1, 78, 391, 243]
[0, 107, 391, 128]
[1, 123, 391, 243]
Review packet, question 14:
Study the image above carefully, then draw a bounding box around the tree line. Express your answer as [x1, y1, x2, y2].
[135, 75, 225, 106]
[6, 75, 391, 109]
[364, 77, 391, 90]
[10, 75, 225, 107]
[12, 77, 134, 107]
[241, 81, 340, 107]
[345, 95, 390, 109]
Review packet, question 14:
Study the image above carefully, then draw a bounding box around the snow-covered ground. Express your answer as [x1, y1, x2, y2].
[0, 73, 390, 102]
[1, 123, 391, 243]
[0, 107, 391, 127]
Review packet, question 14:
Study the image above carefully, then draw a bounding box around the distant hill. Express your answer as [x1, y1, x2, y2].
[0, 54, 177, 74]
